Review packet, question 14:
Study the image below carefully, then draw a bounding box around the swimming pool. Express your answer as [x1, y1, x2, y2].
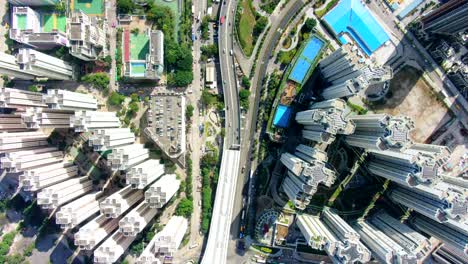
[130, 62, 146, 77]
[289, 37, 325, 84]
[273, 105, 293, 128]
[324, 0, 389, 55]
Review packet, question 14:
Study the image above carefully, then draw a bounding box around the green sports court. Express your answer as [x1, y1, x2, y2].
[130, 33, 149, 60]
[41, 13, 66, 33]
[71, 0, 104, 16]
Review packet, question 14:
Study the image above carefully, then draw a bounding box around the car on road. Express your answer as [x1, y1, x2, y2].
[223, 48, 225, 54]
[230, 49, 233, 56]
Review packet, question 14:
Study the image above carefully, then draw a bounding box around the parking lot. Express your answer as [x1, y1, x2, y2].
[147, 91, 186, 158]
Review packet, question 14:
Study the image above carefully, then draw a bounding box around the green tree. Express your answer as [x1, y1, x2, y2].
[175, 198, 193, 218]
[81, 73, 110, 92]
[201, 89, 218, 107]
[239, 89, 251, 109]
[302, 18, 317, 33]
[54, 1, 66, 13]
[201, 16, 210, 40]
[170, 71, 193, 87]
[128, 102, 139, 115]
[108, 91, 125, 106]
[201, 44, 218, 58]
[186, 104, 194, 119]
[27, 85, 38, 92]
[241, 76, 251, 88]
[254, 16, 268, 36]
[147, 5, 175, 39]
[117, 0, 135, 14]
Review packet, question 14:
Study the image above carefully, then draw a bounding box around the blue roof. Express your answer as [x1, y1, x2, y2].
[324, 0, 390, 55]
[288, 37, 324, 84]
[397, 0, 424, 19]
[273, 105, 293, 128]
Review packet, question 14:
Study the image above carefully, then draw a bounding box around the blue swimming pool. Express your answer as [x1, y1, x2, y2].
[273, 105, 293, 128]
[289, 37, 324, 84]
[130, 62, 146, 77]
[324, 0, 389, 55]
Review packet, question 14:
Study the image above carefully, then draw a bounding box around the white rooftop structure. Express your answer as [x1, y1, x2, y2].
[88, 128, 135, 152]
[0, 113, 27, 131]
[74, 214, 120, 250]
[36, 176, 93, 209]
[16, 48, 74, 80]
[0, 52, 37, 80]
[345, 114, 414, 151]
[126, 159, 165, 189]
[44, 89, 98, 111]
[99, 185, 143, 218]
[119, 202, 157, 236]
[21, 107, 73, 129]
[411, 214, 468, 256]
[68, 10, 106, 61]
[56, 191, 104, 229]
[107, 144, 149, 171]
[297, 208, 371, 263]
[70, 111, 120, 132]
[390, 184, 467, 223]
[0, 147, 63, 172]
[19, 161, 78, 191]
[136, 216, 188, 263]
[8, 0, 61, 6]
[144, 174, 180, 208]
[0, 131, 48, 152]
[354, 220, 416, 264]
[370, 212, 431, 260]
[10, 7, 68, 49]
[94, 229, 137, 264]
[0, 88, 46, 108]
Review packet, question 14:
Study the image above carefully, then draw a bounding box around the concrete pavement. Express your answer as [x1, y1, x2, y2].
[105, 0, 117, 91]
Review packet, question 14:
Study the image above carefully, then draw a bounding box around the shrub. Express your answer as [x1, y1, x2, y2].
[81, 73, 110, 92]
[108, 91, 126, 106]
[175, 198, 193, 218]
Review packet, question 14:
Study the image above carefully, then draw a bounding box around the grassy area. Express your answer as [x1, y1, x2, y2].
[314, 0, 338, 18]
[238, 0, 256, 56]
[155, 0, 179, 39]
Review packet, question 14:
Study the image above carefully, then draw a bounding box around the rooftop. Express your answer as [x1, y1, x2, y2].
[324, 0, 390, 55]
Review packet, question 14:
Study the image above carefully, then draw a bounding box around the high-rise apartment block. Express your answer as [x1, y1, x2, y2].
[107, 144, 149, 171]
[421, 0, 468, 35]
[318, 45, 392, 100]
[126, 159, 165, 189]
[16, 48, 74, 80]
[296, 99, 355, 145]
[99, 186, 143, 218]
[119, 202, 157, 236]
[144, 174, 180, 208]
[344, 114, 413, 151]
[68, 10, 106, 61]
[88, 128, 135, 152]
[136, 216, 188, 263]
[10, 6, 68, 49]
[297, 208, 371, 263]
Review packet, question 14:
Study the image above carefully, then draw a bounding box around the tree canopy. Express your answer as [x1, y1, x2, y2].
[175, 198, 193, 218]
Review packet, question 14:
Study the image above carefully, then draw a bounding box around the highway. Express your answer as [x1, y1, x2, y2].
[218, 0, 241, 148]
[201, 0, 242, 263]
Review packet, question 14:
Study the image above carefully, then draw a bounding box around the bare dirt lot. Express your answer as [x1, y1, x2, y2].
[368, 66, 452, 143]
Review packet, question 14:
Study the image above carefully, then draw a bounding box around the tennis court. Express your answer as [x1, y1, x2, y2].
[324, 0, 389, 55]
[71, 0, 104, 16]
[288, 36, 325, 84]
[130, 33, 149, 60]
[42, 14, 66, 33]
